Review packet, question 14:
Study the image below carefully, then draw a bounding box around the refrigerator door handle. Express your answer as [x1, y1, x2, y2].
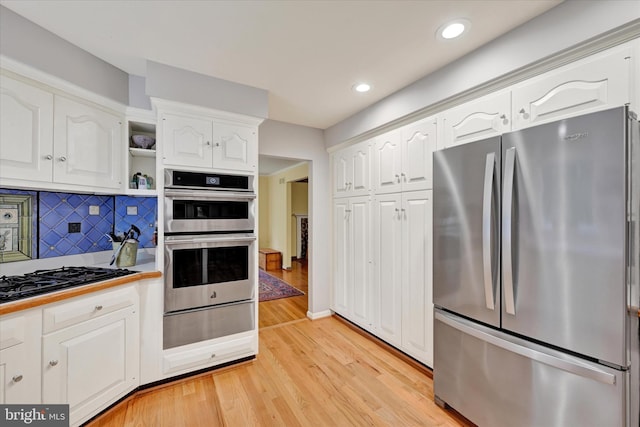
[435, 311, 617, 385]
[482, 152, 496, 310]
[503, 147, 517, 315]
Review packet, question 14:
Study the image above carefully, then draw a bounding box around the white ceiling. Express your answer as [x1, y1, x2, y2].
[0, 0, 562, 131]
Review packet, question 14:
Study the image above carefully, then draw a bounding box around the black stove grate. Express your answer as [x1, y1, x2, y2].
[0, 266, 137, 303]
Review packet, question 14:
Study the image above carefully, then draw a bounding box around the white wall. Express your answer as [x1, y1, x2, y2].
[258, 119, 330, 317]
[146, 61, 268, 119]
[0, 5, 129, 105]
[325, 0, 640, 146]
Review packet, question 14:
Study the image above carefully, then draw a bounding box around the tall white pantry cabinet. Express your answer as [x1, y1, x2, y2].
[331, 116, 436, 367]
[330, 39, 638, 369]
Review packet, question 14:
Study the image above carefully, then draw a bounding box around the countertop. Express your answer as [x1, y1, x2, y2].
[0, 250, 161, 316]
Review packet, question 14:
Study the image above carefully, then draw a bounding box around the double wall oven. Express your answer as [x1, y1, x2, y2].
[163, 169, 256, 349]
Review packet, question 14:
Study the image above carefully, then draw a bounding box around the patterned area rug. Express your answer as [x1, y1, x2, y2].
[259, 269, 304, 302]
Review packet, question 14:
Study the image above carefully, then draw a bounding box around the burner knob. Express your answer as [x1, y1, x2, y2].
[49, 360, 59, 367]
[12, 374, 23, 383]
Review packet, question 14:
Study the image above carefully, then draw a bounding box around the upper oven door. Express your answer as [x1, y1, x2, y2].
[164, 189, 256, 233]
[164, 233, 256, 313]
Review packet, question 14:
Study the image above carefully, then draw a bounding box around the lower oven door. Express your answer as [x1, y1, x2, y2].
[164, 233, 256, 313]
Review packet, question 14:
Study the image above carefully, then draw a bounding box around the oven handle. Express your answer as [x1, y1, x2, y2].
[164, 189, 256, 200]
[164, 235, 256, 245]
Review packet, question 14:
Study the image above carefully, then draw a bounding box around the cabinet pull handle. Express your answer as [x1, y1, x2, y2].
[59, 156, 67, 162]
[395, 174, 400, 183]
[205, 141, 211, 146]
[12, 374, 23, 383]
[49, 360, 59, 367]
[45, 155, 53, 160]
[211, 353, 216, 359]
[518, 108, 530, 120]
[211, 291, 217, 299]
[215, 142, 220, 147]
[401, 172, 406, 182]
[499, 114, 509, 125]
[95, 305, 103, 311]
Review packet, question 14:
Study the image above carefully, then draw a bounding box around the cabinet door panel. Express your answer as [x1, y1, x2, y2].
[332, 199, 350, 315]
[0, 310, 41, 404]
[512, 44, 631, 130]
[373, 131, 402, 194]
[441, 91, 510, 149]
[332, 151, 349, 197]
[373, 194, 402, 346]
[162, 114, 212, 168]
[401, 190, 433, 365]
[351, 144, 370, 195]
[53, 96, 122, 189]
[42, 307, 138, 426]
[402, 118, 436, 191]
[0, 76, 54, 183]
[212, 121, 257, 172]
[350, 197, 371, 327]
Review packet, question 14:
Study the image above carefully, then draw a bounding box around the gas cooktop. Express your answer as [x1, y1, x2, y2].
[0, 266, 137, 303]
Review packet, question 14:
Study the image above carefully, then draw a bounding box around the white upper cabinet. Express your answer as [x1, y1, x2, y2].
[373, 116, 437, 194]
[160, 106, 259, 173]
[511, 43, 632, 130]
[440, 90, 511, 149]
[53, 95, 123, 189]
[162, 113, 212, 169]
[0, 75, 54, 183]
[332, 139, 371, 198]
[211, 120, 257, 172]
[0, 74, 124, 191]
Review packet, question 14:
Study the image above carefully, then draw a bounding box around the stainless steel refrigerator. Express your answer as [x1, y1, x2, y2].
[432, 106, 639, 427]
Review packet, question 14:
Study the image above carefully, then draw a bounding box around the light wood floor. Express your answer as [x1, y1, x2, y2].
[88, 259, 470, 426]
[87, 315, 468, 426]
[258, 259, 309, 328]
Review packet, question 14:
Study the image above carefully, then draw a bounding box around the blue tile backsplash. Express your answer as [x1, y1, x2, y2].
[0, 188, 157, 260]
[114, 196, 157, 248]
[39, 192, 114, 258]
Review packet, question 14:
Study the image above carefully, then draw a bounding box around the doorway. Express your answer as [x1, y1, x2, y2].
[257, 156, 309, 328]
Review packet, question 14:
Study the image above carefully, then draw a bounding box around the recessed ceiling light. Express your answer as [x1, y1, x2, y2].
[353, 83, 371, 93]
[438, 19, 470, 40]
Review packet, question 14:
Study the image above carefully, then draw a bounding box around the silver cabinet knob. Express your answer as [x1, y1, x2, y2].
[58, 156, 67, 162]
[49, 360, 59, 367]
[215, 142, 220, 147]
[205, 141, 211, 146]
[518, 108, 530, 119]
[45, 155, 53, 160]
[95, 305, 103, 311]
[12, 374, 23, 383]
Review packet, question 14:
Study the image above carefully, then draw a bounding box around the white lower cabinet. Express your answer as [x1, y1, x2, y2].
[372, 190, 433, 366]
[400, 191, 433, 365]
[41, 286, 139, 427]
[0, 309, 42, 404]
[332, 196, 372, 328]
[162, 333, 256, 377]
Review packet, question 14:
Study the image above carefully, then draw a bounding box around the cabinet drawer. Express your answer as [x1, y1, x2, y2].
[43, 285, 138, 334]
[162, 334, 255, 376]
[0, 315, 26, 351]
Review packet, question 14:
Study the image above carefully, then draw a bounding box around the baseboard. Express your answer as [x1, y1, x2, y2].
[306, 309, 332, 320]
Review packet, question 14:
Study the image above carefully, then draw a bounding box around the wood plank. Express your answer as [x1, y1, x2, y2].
[87, 316, 470, 426]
